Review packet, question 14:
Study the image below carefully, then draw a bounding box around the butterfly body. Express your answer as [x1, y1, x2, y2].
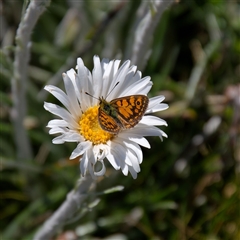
[98, 95, 149, 134]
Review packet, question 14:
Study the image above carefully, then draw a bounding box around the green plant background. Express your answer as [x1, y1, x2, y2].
[1, 0, 239, 239]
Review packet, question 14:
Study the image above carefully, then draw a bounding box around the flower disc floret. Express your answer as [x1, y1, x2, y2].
[79, 106, 113, 145]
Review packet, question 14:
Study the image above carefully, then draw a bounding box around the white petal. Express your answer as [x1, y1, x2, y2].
[130, 124, 168, 139]
[93, 144, 108, 162]
[44, 102, 78, 129]
[85, 149, 97, 179]
[44, 85, 70, 110]
[47, 119, 68, 128]
[80, 152, 88, 176]
[112, 66, 137, 96]
[101, 60, 114, 98]
[112, 60, 121, 77]
[119, 132, 151, 149]
[52, 135, 66, 144]
[109, 142, 129, 171]
[77, 58, 92, 108]
[147, 96, 169, 113]
[49, 127, 66, 134]
[130, 137, 150, 149]
[111, 141, 132, 166]
[129, 137, 150, 149]
[120, 77, 152, 97]
[106, 152, 120, 170]
[102, 59, 121, 96]
[147, 103, 169, 113]
[107, 60, 131, 100]
[149, 95, 165, 104]
[66, 68, 76, 81]
[114, 137, 143, 164]
[63, 73, 82, 118]
[124, 140, 143, 164]
[128, 165, 138, 179]
[93, 160, 106, 177]
[141, 115, 168, 126]
[92, 55, 103, 98]
[70, 141, 92, 159]
[62, 132, 84, 142]
[121, 164, 129, 176]
[101, 58, 110, 70]
[126, 148, 140, 172]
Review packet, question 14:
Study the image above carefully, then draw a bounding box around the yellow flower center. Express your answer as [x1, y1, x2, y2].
[79, 106, 113, 145]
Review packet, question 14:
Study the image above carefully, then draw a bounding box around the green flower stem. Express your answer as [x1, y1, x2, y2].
[34, 174, 94, 240]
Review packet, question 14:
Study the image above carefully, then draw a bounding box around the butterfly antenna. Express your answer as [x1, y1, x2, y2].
[85, 82, 119, 99]
[106, 82, 119, 98]
[85, 92, 99, 100]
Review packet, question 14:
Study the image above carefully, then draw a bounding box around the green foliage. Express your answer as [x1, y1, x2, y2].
[1, 0, 239, 239]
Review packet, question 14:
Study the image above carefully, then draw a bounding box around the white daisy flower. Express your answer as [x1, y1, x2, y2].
[44, 56, 168, 179]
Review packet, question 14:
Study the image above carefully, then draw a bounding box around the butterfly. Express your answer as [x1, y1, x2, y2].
[98, 95, 149, 134]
